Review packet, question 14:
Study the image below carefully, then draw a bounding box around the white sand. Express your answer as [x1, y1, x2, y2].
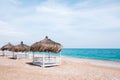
[0, 51, 120, 80]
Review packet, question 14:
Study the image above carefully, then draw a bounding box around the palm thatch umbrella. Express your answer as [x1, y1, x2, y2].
[30, 36, 63, 67]
[1, 42, 14, 56]
[11, 41, 30, 59]
[30, 36, 63, 53]
[1, 43, 14, 51]
[13, 41, 30, 52]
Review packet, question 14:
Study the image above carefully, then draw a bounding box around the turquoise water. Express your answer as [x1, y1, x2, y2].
[61, 48, 120, 61]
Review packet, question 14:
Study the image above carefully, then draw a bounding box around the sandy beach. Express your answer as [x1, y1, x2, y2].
[0, 51, 120, 80]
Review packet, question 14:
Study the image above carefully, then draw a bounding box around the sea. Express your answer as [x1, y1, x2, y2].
[61, 48, 120, 61]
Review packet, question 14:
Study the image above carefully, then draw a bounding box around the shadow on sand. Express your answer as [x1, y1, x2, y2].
[9, 57, 17, 60]
[26, 62, 58, 68]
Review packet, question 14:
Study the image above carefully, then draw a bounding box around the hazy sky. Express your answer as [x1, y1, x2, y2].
[0, 0, 120, 48]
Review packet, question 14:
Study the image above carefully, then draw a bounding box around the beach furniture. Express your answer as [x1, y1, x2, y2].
[11, 41, 30, 59]
[1, 43, 14, 56]
[13, 52, 29, 59]
[30, 36, 63, 67]
[3, 50, 13, 56]
[32, 52, 61, 67]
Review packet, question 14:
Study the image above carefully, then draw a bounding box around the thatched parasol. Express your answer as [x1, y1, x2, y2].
[30, 36, 63, 53]
[1, 43, 14, 51]
[12, 41, 30, 52]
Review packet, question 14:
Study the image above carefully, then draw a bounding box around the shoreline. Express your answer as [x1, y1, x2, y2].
[62, 56, 120, 68]
[62, 55, 120, 62]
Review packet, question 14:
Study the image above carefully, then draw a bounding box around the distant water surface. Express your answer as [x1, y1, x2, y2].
[61, 48, 120, 61]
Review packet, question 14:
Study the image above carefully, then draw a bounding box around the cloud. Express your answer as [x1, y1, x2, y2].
[0, 21, 26, 37]
[8, 0, 120, 34]
[7, 0, 120, 31]
[0, 0, 120, 47]
[8, 0, 21, 4]
[36, 2, 73, 15]
[66, 1, 120, 32]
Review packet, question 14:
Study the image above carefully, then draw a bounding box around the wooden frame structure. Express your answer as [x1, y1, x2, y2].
[32, 52, 61, 67]
[13, 52, 29, 59]
[2, 50, 13, 56]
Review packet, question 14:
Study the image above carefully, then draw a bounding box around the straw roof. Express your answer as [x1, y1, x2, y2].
[30, 36, 63, 53]
[1, 43, 14, 51]
[12, 41, 30, 52]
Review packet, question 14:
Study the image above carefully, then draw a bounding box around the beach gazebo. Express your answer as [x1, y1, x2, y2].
[30, 36, 63, 67]
[1, 43, 14, 56]
[12, 41, 30, 59]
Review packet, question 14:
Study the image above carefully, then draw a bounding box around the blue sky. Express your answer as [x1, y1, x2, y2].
[0, 0, 120, 48]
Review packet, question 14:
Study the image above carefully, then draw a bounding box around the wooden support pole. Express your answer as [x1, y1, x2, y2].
[33, 52, 34, 63]
[59, 52, 61, 65]
[42, 52, 45, 68]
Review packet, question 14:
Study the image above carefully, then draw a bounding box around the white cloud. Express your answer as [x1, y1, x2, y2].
[0, 0, 120, 47]
[10, 0, 120, 31]
[35, 0, 120, 31]
[0, 21, 26, 37]
[67, 2, 120, 31]
[8, 0, 20, 4]
[36, 5, 72, 15]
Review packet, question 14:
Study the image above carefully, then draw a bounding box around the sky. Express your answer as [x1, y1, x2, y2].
[0, 0, 120, 48]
